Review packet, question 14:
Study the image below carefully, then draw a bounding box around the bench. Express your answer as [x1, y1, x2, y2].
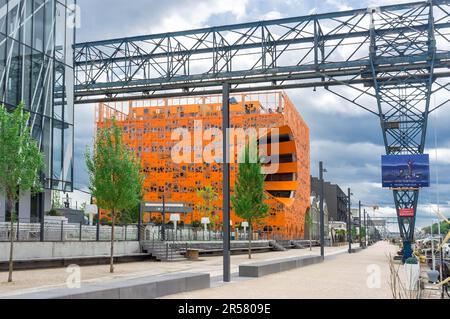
[4, 272, 210, 299]
[239, 255, 323, 278]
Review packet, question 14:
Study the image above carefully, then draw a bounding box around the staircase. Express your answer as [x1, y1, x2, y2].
[269, 241, 287, 251]
[292, 242, 307, 249]
[141, 241, 187, 262]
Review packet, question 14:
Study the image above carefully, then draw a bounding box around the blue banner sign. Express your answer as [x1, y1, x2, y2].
[381, 154, 430, 188]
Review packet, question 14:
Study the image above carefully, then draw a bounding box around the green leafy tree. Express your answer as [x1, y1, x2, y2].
[117, 201, 142, 225]
[422, 221, 449, 235]
[196, 185, 219, 230]
[351, 226, 358, 240]
[85, 120, 144, 273]
[51, 190, 63, 208]
[231, 142, 269, 259]
[304, 208, 313, 251]
[0, 103, 44, 283]
[360, 227, 366, 242]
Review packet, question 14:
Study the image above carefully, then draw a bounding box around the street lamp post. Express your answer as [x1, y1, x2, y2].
[363, 209, 367, 248]
[347, 188, 352, 254]
[161, 195, 166, 241]
[359, 201, 362, 248]
[222, 83, 231, 283]
[319, 162, 326, 259]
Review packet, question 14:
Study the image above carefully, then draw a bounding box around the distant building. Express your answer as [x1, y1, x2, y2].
[305, 195, 329, 241]
[311, 177, 348, 222]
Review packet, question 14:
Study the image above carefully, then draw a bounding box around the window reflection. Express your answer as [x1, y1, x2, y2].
[0, 0, 75, 192]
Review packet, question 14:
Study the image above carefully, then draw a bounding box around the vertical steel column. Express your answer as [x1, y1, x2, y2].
[222, 83, 231, 283]
[39, 191, 44, 242]
[96, 206, 100, 241]
[162, 195, 166, 241]
[359, 201, 362, 247]
[319, 161, 325, 259]
[347, 188, 351, 254]
[363, 209, 367, 248]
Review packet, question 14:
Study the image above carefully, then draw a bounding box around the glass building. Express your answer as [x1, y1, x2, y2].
[0, 0, 76, 222]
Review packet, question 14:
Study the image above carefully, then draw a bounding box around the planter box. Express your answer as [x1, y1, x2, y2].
[44, 216, 69, 224]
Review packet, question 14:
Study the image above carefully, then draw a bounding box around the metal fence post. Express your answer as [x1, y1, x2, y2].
[137, 203, 142, 242]
[61, 221, 64, 242]
[125, 225, 127, 241]
[79, 222, 82, 241]
[96, 207, 100, 241]
[16, 220, 20, 241]
[165, 242, 169, 260]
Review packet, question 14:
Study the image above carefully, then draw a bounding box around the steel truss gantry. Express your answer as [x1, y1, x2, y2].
[74, 0, 450, 260]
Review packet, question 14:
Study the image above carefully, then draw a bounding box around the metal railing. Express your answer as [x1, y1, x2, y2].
[0, 222, 138, 242]
[142, 224, 301, 242]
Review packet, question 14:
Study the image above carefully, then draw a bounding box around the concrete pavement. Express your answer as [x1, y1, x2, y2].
[163, 241, 398, 299]
[0, 244, 351, 298]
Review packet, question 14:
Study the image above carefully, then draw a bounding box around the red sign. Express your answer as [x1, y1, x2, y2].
[399, 208, 415, 217]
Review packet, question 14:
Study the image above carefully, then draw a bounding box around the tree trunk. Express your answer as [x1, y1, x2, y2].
[110, 209, 115, 273]
[248, 222, 252, 259]
[8, 199, 15, 283]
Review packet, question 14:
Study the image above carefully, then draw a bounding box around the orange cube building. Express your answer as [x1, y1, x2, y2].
[96, 92, 310, 239]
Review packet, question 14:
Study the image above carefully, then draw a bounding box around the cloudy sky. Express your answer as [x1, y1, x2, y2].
[72, 0, 450, 231]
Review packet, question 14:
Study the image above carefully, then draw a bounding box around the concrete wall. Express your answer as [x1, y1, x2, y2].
[0, 241, 141, 262]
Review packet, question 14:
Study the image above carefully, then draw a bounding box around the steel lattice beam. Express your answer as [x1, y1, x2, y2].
[73, 0, 450, 105]
[74, 0, 450, 255]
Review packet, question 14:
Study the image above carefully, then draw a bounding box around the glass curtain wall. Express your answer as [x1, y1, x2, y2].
[0, 0, 76, 194]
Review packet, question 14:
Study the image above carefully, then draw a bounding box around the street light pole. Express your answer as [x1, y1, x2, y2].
[319, 162, 325, 259]
[358, 201, 362, 248]
[222, 83, 231, 283]
[363, 209, 367, 248]
[161, 195, 166, 241]
[347, 188, 352, 254]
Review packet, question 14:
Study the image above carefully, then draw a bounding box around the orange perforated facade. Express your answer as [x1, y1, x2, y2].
[96, 92, 310, 239]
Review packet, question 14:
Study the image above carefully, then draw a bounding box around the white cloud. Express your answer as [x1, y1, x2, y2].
[326, 0, 353, 11]
[260, 10, 283, 20]
[147, 0, 249, 34]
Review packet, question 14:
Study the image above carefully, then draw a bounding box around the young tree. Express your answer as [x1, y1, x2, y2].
[0, 103, 44, 283]
[52, 190, 63, 209]
[196, 185, 219, 230]
[231, 142, 269, 259]
[85, 120, 143, 273]
[304, 208, 313, 251]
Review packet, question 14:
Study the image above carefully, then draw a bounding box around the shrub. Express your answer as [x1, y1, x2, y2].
[47, 209, 63, 217]
[405, 257, 418, 265]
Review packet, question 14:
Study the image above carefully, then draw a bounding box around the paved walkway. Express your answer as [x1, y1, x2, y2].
[164, 241, 398, 299]
[0, 244, 352, 298]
